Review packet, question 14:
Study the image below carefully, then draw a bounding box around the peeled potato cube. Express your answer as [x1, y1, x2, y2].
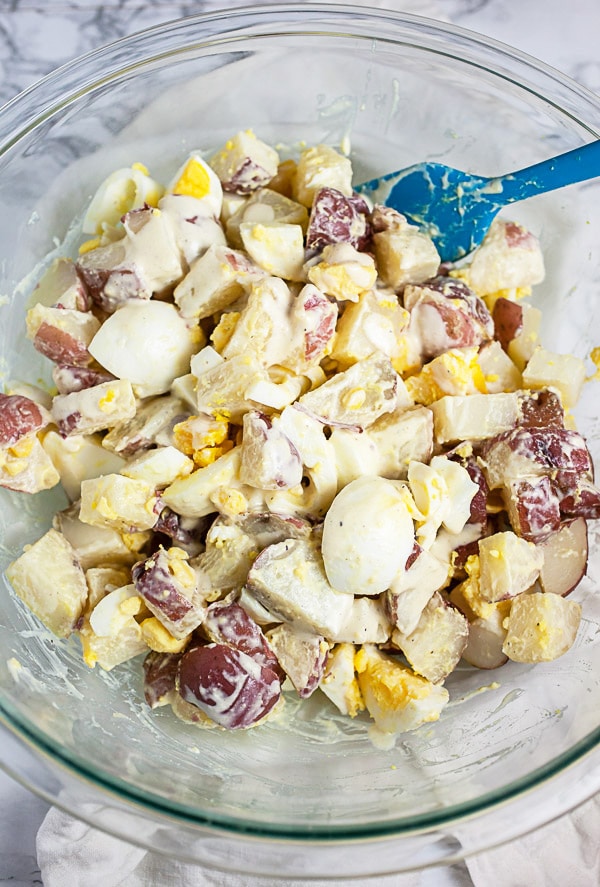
[294, 144, 353, 207]
[392, 592, 468, 683]
[246, 539, 354, 637]
[502, 592, 581, 663]
[373, 216, 440, 290]
[0, 435, 60, 494]
[431, 392, 520, 445]
[240, 221, 305, 280]
[6, 528, 87, 638]
[522, 346, 586, 409]
[478, 531, 543, 603]
[227, 188, 308, 248]
[79, 474, 158, 532]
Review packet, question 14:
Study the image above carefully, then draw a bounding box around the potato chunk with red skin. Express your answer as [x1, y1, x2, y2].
[0, 393, 50, 446]
[27, 304, 100, 367]
[404, 276, 493, 362]
[210, 130, 279, 195]
[306, 187, 371, 252]
[177, 643, 282, 729]
[143, 650, 181, 708]
[537, 517, 588, 597]
[503, 475, 562, 542]
[481, 427, 592, 491]
[239, 410, 302, 490]
[76, 207, 184, 313]
[33, 256, 90, 311]
[132, 546, 206, 639]
[267, 623, 329, 698]
[203, 597, 280, 674]
[280, 283, 338, 373]
[53, 365, 115, 396]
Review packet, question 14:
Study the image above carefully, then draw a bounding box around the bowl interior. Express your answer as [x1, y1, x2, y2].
[1, 4, 600, 851]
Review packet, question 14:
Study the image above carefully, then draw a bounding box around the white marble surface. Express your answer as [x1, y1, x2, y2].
[1, 0, 600, 884]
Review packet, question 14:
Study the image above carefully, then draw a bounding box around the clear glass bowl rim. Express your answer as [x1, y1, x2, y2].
[1, 0, 600, 846]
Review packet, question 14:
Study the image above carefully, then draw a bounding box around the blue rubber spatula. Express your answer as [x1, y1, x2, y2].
[355, 140, 600, 262]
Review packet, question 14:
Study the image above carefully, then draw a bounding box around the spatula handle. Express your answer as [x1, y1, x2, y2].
[497, 139, 600, 203]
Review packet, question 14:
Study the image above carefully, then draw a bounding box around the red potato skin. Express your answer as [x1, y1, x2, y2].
[203, 598, 281, 675]
[177, 643, 281, 729]
[301, 287, 338, 362]
[132, 550, 195, 624]
[33, 321, 93, 367]
[0, 393, 45, 445]
[492, 297, 523, 352]
[52, 365, 115, 395]
[143, 650, 181, 708]
[306, 187, 371, 252]
[518, 389, 565, 430]
[506, 475, 562, 541]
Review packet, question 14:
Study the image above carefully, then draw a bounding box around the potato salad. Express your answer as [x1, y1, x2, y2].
[3, 129, 599, 737]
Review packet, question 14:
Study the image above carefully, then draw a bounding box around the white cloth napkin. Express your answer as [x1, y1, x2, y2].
[36, 792, 600, 886]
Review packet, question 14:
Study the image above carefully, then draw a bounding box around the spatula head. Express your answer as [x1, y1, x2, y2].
[358, 162, 503, 262]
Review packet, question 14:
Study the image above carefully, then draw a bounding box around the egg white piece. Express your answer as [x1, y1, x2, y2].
[321, 475, 415, 596]
[88, 300, 197, 397]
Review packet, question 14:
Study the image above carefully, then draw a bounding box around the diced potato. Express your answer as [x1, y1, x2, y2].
[477, 340, 522, 393]
[193, 354, 270, 422]
[522, 346, 586, 409]
[0, 435, 60, 494]
[502, 592, 581, 663]
[173, 244, 263, 320]
[54, 504, 141, 569]
[161, 447, 242, 518]
[266, 622, 329, 698]
[6, 528, 88, 638]
[478, 531, 543, 602]
[297, 351, 398, 429]
[373, 219, 440, 290]
[210, 130, 279, 194]
[226, 187, 308, 247]
[246, 539, 354, 637]
[431, 392, 521, 445]
[220, 276, 295, 367]
[79, 474, 158, 532]
[120, 445, 193, 488]
[458, 218, 545, 296]
[239, 221, 305, 280]
[51, 379, 137, 438]
[330, 287, 410, 370]
[392, 592, 468, 683]
[294, 144, 353, 207]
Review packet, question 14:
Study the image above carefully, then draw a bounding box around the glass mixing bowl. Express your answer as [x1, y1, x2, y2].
[2, 4, 600, 878]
